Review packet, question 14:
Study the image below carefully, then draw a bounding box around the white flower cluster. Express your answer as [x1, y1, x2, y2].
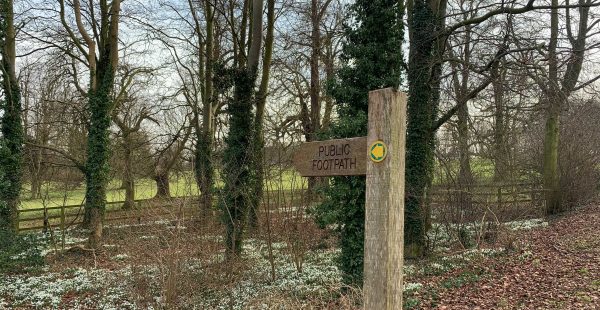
[193, 239, 342, 309]
[0, 267, 135, 309]
[112, 254, 130, 261]
[403, 282, 423, 292]
[139, 235, 158, 240]
[505, 218, 548, 231]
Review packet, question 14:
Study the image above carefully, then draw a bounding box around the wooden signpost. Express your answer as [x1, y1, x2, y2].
[292, 88, 407, 309]
[292, 137, 367, 176]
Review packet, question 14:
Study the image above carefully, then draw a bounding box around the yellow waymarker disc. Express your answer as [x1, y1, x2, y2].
[369, 140, 387, 163]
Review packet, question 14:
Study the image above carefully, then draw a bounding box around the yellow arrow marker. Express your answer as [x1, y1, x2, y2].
[369, 140, 387, 163]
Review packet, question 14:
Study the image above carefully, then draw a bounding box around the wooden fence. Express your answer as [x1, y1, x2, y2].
[17, 184, 545, 232]
[429, 182, 547, 220]
[17, 196, 202, 232]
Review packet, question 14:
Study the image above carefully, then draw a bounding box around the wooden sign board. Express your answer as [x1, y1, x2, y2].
[292, 137, 367, 177]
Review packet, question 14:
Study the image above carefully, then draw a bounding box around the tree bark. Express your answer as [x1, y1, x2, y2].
[542, 0, 590, 215]
[457, 102, 473, 188]
[223, 0, 264, 259]
[0, 0, 24, 232]
[85, 0, 121, 250]
[543, 96, 561, 214]
[154, 172, 171, 199]
[405, 0, 445, 258]
[122, 145, 135, 209]
[156, 126, 191, 200]
[249, 0, 275, 229]
[195, 0, 215, 215]
[492, 63, 509, 182]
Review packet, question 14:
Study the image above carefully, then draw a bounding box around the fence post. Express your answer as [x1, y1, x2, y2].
[497, 187, 503, 209]
[61, 204, 66, 249]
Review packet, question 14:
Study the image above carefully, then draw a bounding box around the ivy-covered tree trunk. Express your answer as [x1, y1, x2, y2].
[405, 0, 447, 258]
[222, 69, 257, 258]
[314, 0, 404, 285]
[221, 0, 266, 257]
[0, 0, 23, 232]
[84, 0, 121, 250]
[85, 73, 113, 249]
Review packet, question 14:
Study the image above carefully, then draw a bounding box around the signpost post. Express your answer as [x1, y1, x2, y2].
[292, 88, 407, 309]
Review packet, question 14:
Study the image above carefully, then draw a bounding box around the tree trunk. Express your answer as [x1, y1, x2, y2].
[0, 0, 24, 232]
[87, 207, 104, 250]
[195, 134, 213, 211]
[84, 0, 121, 249]
[122, 146, 135, 209]
[457, 101, 473, 211]
[223, 0, 264, 258]
[543, 0, 562, 215]
[405, 0, 439, 258]
[543, 96, 561, 215]
[309, 0, 321, 142]
[30, 175, 41, 200]
[492, 65, 509, 182]
[321, 40, 335, 132]
[154, 172, 171, 199]
[29, 145, 43, 199]
[224, 70, 257, 259]
[457, 104, 473, 185]
[541, 0, 589, 215]
[196, 0, 215, 215]
[84, 75, 113, 246]
[249, 0, 274, 229]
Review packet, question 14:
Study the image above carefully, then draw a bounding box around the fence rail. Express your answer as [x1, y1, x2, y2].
[429, 182, 546, 220]
[17, 196, 202, 232]
[17, 184, 544, 232]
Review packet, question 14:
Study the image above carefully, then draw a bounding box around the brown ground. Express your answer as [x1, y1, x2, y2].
[421, 203, 600, 309]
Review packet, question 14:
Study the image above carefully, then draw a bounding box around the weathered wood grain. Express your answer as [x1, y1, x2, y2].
[363, 88, 407, 310]
[292, 137, 367, 177]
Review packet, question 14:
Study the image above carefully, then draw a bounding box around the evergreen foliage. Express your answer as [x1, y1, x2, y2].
[312, 0, 404, 286]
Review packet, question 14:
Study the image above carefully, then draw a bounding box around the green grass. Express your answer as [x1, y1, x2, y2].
[432, 157, 496, 185]
[20, 174, 199, 210]
[19, 169, 304, 211]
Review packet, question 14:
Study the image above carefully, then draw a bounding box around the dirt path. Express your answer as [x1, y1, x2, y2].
[428, 204, 600, 309]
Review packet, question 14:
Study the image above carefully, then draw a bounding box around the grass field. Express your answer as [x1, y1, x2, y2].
[19, 170, 305, 211]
